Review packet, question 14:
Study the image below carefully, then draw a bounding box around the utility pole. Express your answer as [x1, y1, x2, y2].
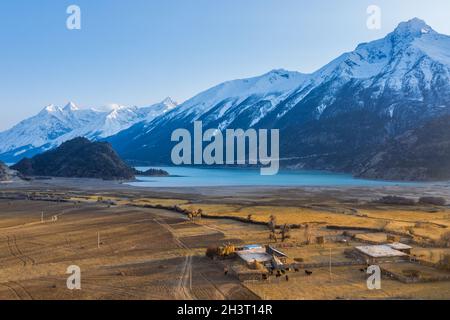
[97, 232, 100, 249]
[41, 211, 44, 223]
[329, 247, 332, 282]
[189, 265, 192, 291]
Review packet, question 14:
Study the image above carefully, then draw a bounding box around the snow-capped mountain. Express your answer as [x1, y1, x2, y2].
[2, 18, 449, 180]
[162, 69, 308, 127]
[0, 98, 178, 163]
[108, 18, 450, 179]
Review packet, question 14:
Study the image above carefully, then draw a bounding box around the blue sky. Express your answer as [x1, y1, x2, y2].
[0, 0, 449, 130]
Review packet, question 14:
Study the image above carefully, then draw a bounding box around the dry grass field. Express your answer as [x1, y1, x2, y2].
[245, 265, 450, 300]
[0, 200, 258, 300]
[0, 182, 449, 300]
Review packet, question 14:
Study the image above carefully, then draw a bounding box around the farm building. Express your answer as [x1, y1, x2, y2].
[227, 244, 292, 281]
[236, 244, 289, 270]
[355, 245, 409, 264]
[266, 246, 288, 260]
[236, 245, 273, 264]
[386, 242, 412, 254]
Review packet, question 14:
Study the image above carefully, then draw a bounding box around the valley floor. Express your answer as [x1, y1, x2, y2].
[0, 178, 449, 300]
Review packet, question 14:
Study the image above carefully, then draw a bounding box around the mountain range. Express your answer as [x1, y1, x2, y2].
[0, 97, 177, 163]
[1, 18, 449, 181]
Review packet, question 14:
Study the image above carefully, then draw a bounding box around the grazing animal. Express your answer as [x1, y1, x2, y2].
[305, 270, 313, 276]
[281, 269, 286, 274]
[294, 268, 300, 272]
[285, 275, 289, 282]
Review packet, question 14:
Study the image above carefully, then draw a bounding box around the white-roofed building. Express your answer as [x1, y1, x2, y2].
[386, 242, 412, 254]
[355, 245, 409, 264]
[236, 245, 272, 264]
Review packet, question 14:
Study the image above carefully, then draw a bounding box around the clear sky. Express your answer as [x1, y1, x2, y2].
[0, 0, 449, 130]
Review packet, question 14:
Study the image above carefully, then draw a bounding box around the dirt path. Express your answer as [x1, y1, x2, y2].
[153, 217, 195, 300]
[176, 254, 194, 300]
[0, 281, 33, 300]
[6, 235, 35, 266]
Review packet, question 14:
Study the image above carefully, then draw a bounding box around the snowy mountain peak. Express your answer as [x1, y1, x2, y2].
[392, 18, 434, 37]
[108, 104, 131, 111]
[161, 97, 178, 109]
[312, 18, 450, 86]
[141, 97, 179, 123]
[266, 69, 291, 77]
[388, 18, 438, 49]
[63, 102, 79, 112]
[41, 104, 60, 113]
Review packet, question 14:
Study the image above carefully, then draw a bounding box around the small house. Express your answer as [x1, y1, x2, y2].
[355, 245, 408, 264]
[386, 242, 412, 255]
[236, 245, 273, 264]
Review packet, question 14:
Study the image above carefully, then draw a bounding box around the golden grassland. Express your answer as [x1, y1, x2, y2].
[0, 200, 259, 300]
[65, 193, 450, 244]
[178, 203, 450, 242]
[1, 186, 449, 300]
[61, 191, 450, 247]
[245, 265, 450, 300]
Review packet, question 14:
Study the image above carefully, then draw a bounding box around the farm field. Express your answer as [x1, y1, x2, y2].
[0, 200, 258, 300]
[0, 181, 449, 300]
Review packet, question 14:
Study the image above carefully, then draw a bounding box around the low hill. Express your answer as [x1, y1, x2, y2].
[12, 138, 135, 180]
[0, 162, 23, 182]
[135, 168, 169, 177]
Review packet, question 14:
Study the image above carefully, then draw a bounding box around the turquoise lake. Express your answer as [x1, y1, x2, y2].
[128, 166, 419, 188]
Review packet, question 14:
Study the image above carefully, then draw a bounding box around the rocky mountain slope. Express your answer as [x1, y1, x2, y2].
[108, 19, 450, 180]
[356, 115, 450, 181]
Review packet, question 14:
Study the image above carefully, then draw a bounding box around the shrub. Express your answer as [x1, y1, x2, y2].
[440, 232, 450, 248]
[418, 197, 447, 206]
[205, 246, 218, 259]
[268, 215, 277, 232]
[439, 254, 450, 271]
[377, 196, 416, 205]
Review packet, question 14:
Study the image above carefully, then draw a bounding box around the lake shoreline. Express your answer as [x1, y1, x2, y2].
[1, 175, 449, 201]
[131, 166, 432, 188]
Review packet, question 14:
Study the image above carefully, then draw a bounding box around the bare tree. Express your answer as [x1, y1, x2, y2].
[281, 224, 291, 242]
[269, 231, 278, 242]
[268, 215, 277, 233]
[304, 224, 312, 245]
[441, 231, 450, 248]
[268, 215, 278, 242]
